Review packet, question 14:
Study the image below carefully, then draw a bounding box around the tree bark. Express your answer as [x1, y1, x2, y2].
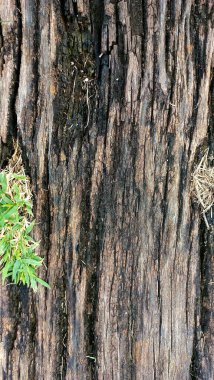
[0, 1, 213, 379]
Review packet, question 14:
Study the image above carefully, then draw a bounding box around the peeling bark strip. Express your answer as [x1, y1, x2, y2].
[0, 1, 213, 379]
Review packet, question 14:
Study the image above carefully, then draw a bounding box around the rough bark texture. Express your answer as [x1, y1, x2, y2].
[0, 1, 213, 379]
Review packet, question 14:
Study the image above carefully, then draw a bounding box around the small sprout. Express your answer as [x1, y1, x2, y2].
[0, 143, 50, 291]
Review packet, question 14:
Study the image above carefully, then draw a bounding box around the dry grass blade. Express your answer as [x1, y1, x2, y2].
[192, 149, 214, 229]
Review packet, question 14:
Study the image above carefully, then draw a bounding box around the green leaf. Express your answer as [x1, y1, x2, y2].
[2, 205, 18, 220]
[30, 277, 37, 291]
[11, 223, 22, 231]
[31, 255, 43, 262]
[12, 260, 21, 282]
[36, 277, 51, 289]
[25, 221, 35, 234]
[11, 174, 28, 180]
[12, 183, 20, 193]
[26, 266, 37, 278]
[0, 252, 10, 266]
[0, 195, 14, 205]
[1, 261, 13, 282]
[24, 272, 30, 286]
[22, 258, 42, 266]
[0, 240, 7, 254]
[2, 271, 13, 280]
[12, 184, 21, 202]
[27, 242, 40, 250]
[0, 172, 7, 193]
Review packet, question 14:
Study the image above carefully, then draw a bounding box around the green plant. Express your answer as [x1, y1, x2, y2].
[0, 150, 50, 291]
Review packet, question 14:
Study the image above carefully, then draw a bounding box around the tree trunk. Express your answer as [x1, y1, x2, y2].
[0, 1, 213, 379]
